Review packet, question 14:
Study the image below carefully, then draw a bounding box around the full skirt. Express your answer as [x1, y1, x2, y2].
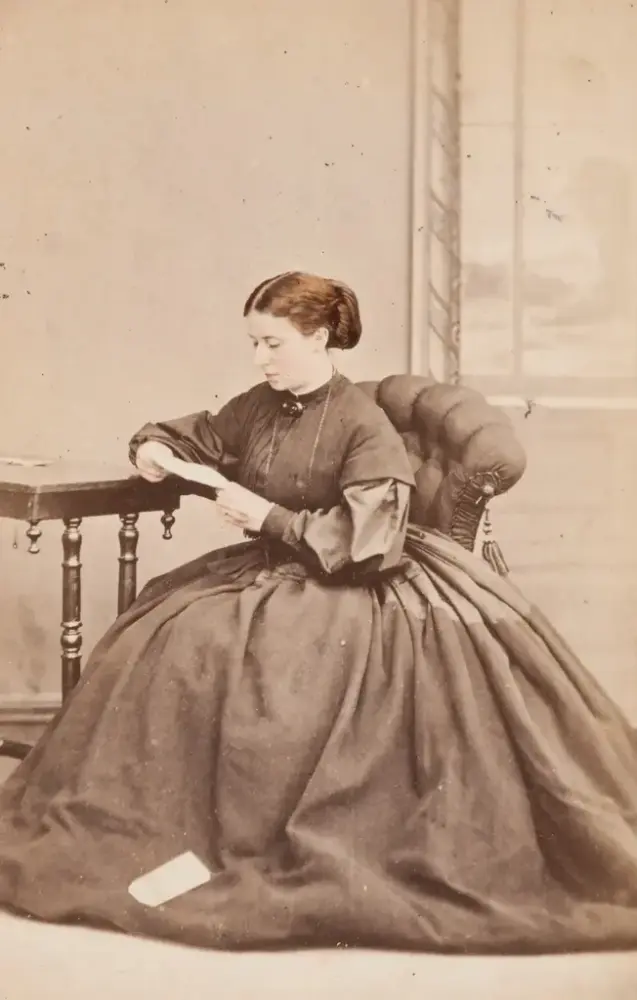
[1, 528, 637, 954]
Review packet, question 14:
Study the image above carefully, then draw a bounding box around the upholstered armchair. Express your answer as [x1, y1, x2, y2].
[357, 375, 526, 571]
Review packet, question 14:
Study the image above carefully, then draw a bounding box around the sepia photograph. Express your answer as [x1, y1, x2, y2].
[0, 1, 636, 997]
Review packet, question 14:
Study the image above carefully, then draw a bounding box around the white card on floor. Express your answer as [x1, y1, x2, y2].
[128, 851, 212, 907]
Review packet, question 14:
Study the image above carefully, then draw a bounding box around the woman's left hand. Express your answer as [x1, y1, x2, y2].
[215, 483, 274, 532]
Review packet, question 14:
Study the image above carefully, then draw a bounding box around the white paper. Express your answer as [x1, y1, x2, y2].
[159, 454, 229, 491]
[128, 851, 212, 907]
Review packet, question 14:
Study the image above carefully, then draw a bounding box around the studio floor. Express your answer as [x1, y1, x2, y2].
[1, 908, 636, 1000]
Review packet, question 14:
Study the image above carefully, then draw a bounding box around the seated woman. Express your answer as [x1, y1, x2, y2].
[1, 271, 637, 954]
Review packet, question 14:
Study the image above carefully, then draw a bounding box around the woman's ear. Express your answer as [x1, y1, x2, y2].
[313, 326, 329, 350]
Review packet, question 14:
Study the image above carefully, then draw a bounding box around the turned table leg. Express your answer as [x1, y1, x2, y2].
[118, 512, 139, 614]
[61, 516, 83, 700]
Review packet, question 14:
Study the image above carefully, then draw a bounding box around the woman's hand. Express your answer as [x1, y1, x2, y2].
[135, 441, 174, 483]
[215, 483, 274, 533]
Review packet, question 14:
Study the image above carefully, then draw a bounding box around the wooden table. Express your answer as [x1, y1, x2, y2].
[0, 460, 183, 702]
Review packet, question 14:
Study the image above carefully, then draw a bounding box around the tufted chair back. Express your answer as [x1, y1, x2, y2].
[356, 375, 527, 555]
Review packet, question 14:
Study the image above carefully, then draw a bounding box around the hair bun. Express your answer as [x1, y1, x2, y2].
[329, 283, 362, 351]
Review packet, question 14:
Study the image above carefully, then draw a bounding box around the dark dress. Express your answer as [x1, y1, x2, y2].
[1, 372, 637, 954]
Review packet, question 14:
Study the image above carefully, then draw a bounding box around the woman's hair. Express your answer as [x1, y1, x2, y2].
[243, 271, 362, 351]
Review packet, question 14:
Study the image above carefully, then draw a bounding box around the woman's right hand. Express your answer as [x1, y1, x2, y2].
[135, 441, 174, 482]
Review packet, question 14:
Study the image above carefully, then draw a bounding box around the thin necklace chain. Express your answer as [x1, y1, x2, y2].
[263, 415, 280, 481]
[306, 380, 333, 483]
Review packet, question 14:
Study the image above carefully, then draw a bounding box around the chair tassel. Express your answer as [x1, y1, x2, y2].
[481, 506, 509, 577]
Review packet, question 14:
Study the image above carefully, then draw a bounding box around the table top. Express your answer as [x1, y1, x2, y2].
[0, 458, 139, 491]
[0, 458, 184, 521]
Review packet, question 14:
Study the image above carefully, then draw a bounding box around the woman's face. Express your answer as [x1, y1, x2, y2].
[246, 310, 327, 393]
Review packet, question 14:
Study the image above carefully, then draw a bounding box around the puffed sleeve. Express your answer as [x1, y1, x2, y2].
[128, 391, 250, 478]
[260, 478, 411, 579]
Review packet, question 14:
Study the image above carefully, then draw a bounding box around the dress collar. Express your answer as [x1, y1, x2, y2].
[272, 371, 344, 413]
